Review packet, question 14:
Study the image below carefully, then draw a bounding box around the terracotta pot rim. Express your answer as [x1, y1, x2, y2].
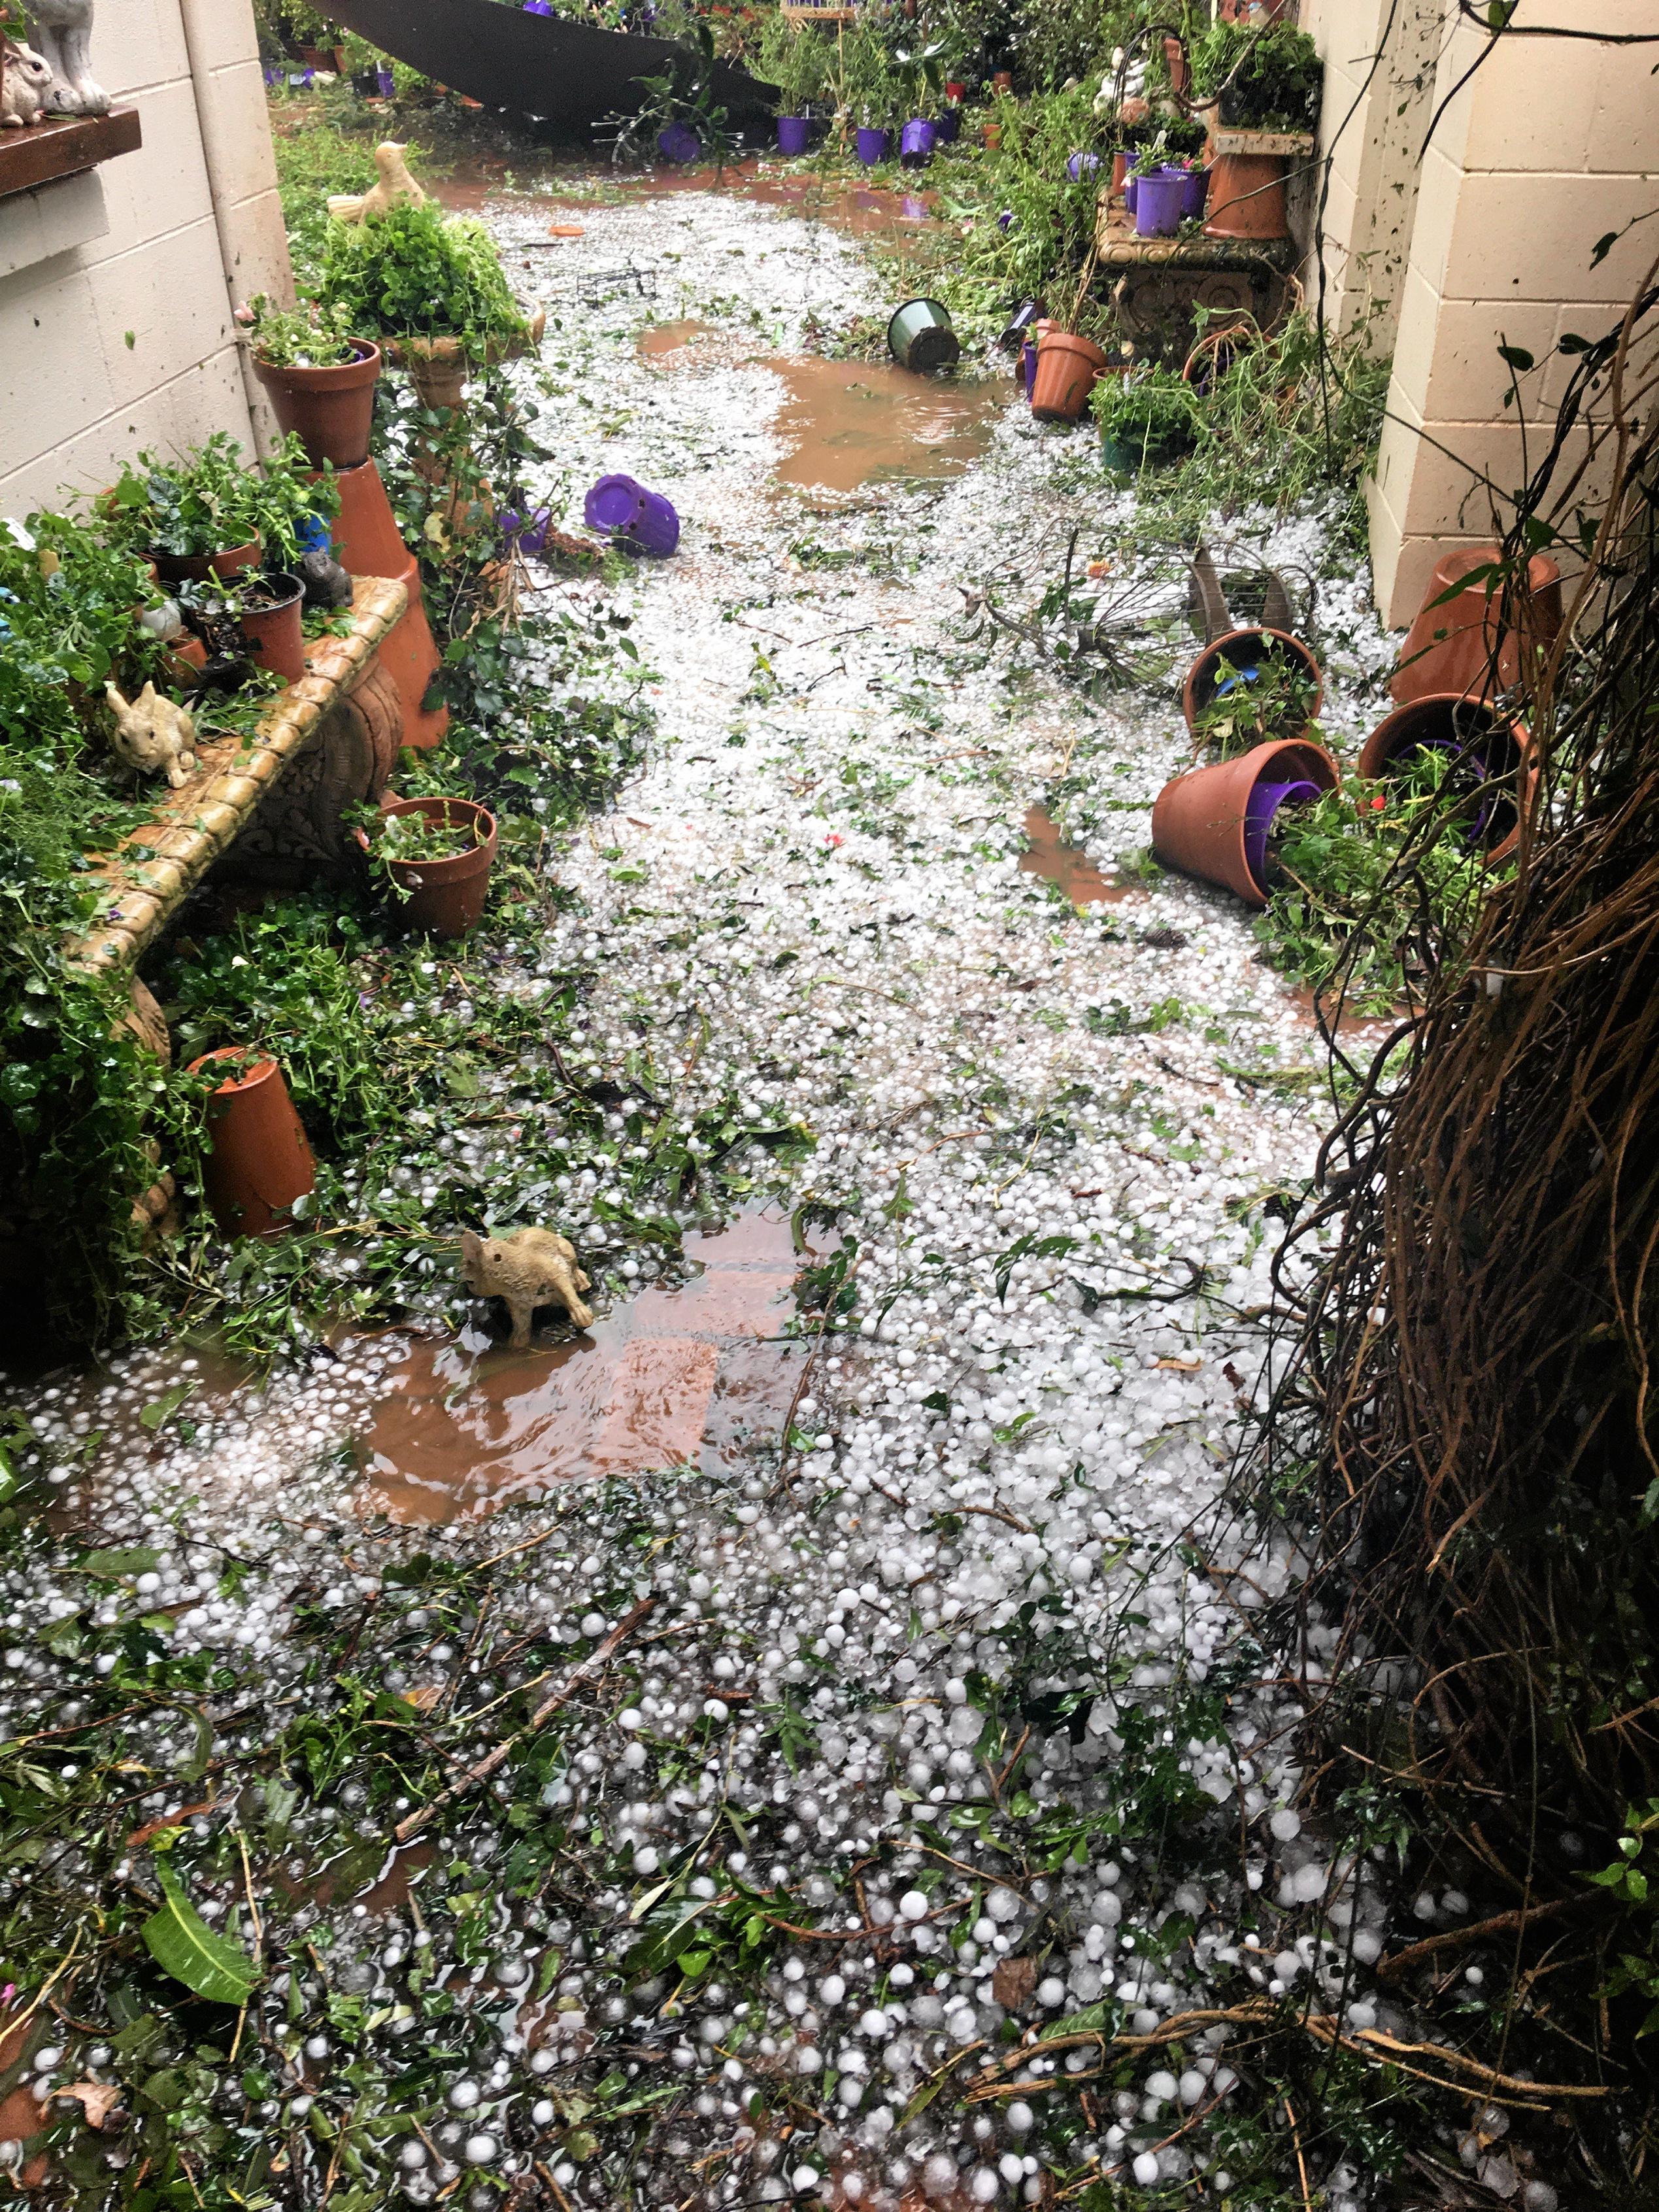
[242, 570, 305, 613]
[1152, 736, 1340, 906]
[358, 795, 498, 883]
[187, 1047, 278, 1095]
[152, 537, 263, 582]
[253, 338, 382, 388]
[1358, 693, 1533, 862]
[1182, 624, 1324, 736]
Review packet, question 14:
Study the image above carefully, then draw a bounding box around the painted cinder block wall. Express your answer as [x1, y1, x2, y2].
[0, 0, 293, 517]
[1306, 0, 1659, 626]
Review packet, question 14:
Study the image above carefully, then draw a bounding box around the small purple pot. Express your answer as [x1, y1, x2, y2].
[777, 115, 810, 155]
[523, 1, 554, 11]
[1066, 150, 1101, 180]
[1243, 777, 1322, 897]
[584, 473, 680, 556]
[1018, 339, 1037, 396]
[900, 118, 936, 167]
[856, 126, 890, 165]
[656, 122, 701, 164]
[1123, 174, 1138, 216]
[1133, 168, 1186, 237]
[501, 505, 554, 557]
[936, 106, 961, 143]
[1180, 164, 1208, 221]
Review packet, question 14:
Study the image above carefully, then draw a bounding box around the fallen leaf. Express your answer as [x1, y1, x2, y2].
[992, 1956, 1037, 2009]
[402, 1684, 441, 1710]
[548, 223, 585, 237]
[126, 1799, 214, 1849]
[1223, 1361, 1247, 1391]
[56, 2081, 122, 2129]
[1086, 558, 1112, 578]
[1155, 1356, 1202, 1371]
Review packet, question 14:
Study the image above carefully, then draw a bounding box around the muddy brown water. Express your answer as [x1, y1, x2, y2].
[1019, 804, 1130, 904]
[359, 1212, 808, 1522]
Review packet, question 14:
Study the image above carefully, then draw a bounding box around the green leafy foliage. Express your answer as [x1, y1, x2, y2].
[105, 431, 338, 568]
[1192, 20, 1322, 131]
[1091, 364, 1203, 466]
[244, 290, 361, 369]
[1189, 643, 1320, 756]
[319, 200, 530, 359]
[141, 1861, 262, 2005]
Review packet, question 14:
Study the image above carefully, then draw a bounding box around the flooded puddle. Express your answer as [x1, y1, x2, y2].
[358, 1213, 807, 1522]
[550, 168, 937, 243]
[769, 359, 1003, 494]
[1019, 804, 1130, 903]
[636, 316, 721, 360]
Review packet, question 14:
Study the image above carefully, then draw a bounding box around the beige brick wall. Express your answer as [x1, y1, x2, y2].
[1359, 0, 1659, 624]
[0, 0, 293, 517]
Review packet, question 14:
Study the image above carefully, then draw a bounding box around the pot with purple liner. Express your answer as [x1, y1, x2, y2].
[1151, 738, 1340, 906]
[777, 114, 811, 154]
[856, 125, 891, 165]
[1358, 693, 1533, 861]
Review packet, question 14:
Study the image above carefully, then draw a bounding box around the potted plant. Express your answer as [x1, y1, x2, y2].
[231, 570, 309, 687]
[1192, 21, 1320, 241]
[1092, 365, 1201, 475]
[758, 11, 826, 153]
[1182, 627, 1325, 748]
[1358, 694, 1532, 862]
[318, 198, 542, 410]
[1150, 736, 1339, 906]
[356, 796, 497, 936]
[105, 432, 337, 583]
[243, 294, 382, 472]
[896, 39, 945, 165]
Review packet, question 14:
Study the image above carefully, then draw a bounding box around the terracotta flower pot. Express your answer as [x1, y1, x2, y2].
[1358, 693, 1533, 861]
[252, 339, 382, 470]
[1030, 330, 1107, 422]
[358, 796, 497, 936]
[982, 121, 1003, 150]
[151, 538, 261, 585]
[1152, 737, 1339, 906]
[1182, 626, 1324, 736]
[1389, 545, 1563, 705]
[1203, 151, 1288, 241]
[323, 459, 448, 749]
[388, 309, 546, 412]
[188, 1049, 316, 1238]
[238, 571, 307, 685]
[1162, 32, 1191, 95]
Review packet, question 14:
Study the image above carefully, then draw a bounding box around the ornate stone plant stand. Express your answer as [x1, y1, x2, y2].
[1092, 202, 1297, 366]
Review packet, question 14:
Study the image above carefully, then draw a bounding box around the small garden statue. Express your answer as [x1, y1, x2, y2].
[105, 682, 197, 789]
[1, 39, 52, 126]
[327, 141, 427, 225]
[460, 1227, 594, 1348]
[24, 0, 108, 115]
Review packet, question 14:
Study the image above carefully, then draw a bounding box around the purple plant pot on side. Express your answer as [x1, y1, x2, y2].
[777, 116, 810, 154]
[584, 473, 680, 556]
[1066, 150, 1100, 180]
[900, 118, 936, 166]
[1133, 169, 1186, 237]
[1243, 778, 1322, 899]
[657, 122, 701, 164]
[856, 126, 890, 165]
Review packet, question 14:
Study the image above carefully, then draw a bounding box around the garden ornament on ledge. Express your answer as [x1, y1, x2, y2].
[0, 39, 52, 125]
[24, 0, 108, 114]
[327, 141, 427, 225]
[105, 683, 197, 790]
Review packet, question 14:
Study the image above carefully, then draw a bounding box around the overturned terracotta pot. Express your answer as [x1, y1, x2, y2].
[1152, 736, 1339, 906]
[188, 1049, 316, 1238]
[1358, 692, 1533, 862]
[1389, 545, 1562, 705]
[1182, 626, 1324, 738]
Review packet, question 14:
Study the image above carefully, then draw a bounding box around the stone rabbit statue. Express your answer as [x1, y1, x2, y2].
[460, 1227, 594, 1349]
[1, 39, 53, 126]
[24, 0, 107, 114]
[105, 683, 197, 789]
[327, 141, 427, 225]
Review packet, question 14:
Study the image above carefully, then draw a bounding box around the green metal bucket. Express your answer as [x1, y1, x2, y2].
[887, 297, 962, 375]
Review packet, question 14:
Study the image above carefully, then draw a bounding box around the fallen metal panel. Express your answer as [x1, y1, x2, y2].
[318, 0, 774, 133]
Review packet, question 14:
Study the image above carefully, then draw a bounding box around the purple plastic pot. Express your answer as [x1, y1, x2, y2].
[937, 105, 961, 143]
[1066, 150, 1101, 180]
[1133, 168, 1186, 237]
[501, 505, 554, 557]
[900, 118, 937, 166]
[1019, 339, 1037, 396]
[1180, 164, 1207, 221]
[777, 115, 810, 154]
[656, 122, 701, 164]
[856, 126, 890, 165]
[1243, 777, 1322, 897]
[523, 1, 554, 11]
[583, 473, 680, 556]
[1122, 174, 1138, 216]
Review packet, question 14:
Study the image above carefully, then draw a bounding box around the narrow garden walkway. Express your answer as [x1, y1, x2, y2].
[7, 172, 1415, 2207]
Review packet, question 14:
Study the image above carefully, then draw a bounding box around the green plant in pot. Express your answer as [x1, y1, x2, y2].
[354, 796, 498, 938]
[1092, 365, 1201, 475]
[104, 432, 339, 583]
[1188, 643, 1320, 757]
[317, 199, 535, 396]
[758, 10, 830, 125]
[1192, 21, 1321, 131]
[243, 294, 384, 472]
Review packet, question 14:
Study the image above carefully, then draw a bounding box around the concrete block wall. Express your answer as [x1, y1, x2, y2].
[0, 0, 292, 518]
[1352, 0, 1659, 624]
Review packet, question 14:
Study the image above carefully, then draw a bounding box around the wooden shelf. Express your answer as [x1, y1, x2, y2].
[0, 107, 141, 201]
